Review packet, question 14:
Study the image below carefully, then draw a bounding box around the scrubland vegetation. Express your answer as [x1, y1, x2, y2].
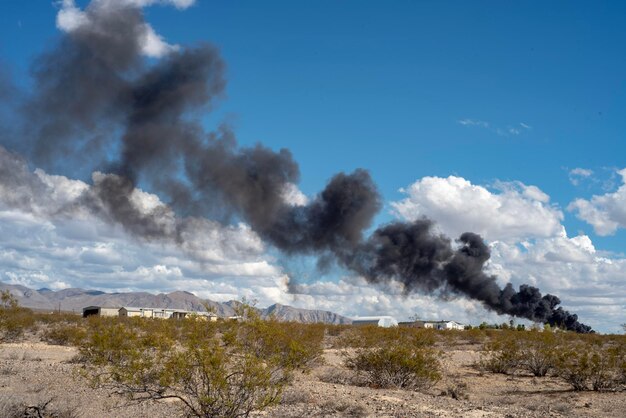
[1, 291, 624, 417]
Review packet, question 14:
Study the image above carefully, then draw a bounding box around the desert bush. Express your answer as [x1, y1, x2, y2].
[345, 343, 441, 390]
[0, 396, 79, 418]
[43, 323, 87, 346]
[326, 324, 350, 337]
[519, 331, 560, 377]
[224, 308, 324, 372]
[78, 302, 324, 417]
[441, 379, 469, 400]
[479, 332, 524, 374]
[338, 325, 435, 349]
[318, 368, 356, 386]
[0, 291, 36, 342]
[33, 312, 82, 326]
[320, 400, 368, 417]
[555, 347, 594, 391]
[463, 328, 486, 345]
[555, 340, 625, 391]
[162, 337, 287, 417]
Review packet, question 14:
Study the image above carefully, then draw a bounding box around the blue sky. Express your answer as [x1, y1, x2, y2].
[0, 1, 624, 332]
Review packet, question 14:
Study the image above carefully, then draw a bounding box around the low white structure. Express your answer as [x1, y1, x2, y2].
[119, 307, 154, 318]
[84, 305, 218, 321]
[352, 316, 398, 328]
[82, 306, 120, 317]
[422, 320, 465, 330]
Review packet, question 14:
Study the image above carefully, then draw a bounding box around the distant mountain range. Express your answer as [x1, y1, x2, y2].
[0, 282, 352, 325]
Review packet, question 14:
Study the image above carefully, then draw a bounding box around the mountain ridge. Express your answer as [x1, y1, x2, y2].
[0, 282, 352, 325]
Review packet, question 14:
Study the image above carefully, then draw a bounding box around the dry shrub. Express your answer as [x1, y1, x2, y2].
[0, 396, 79, 418]
[318, 367, 357, 386]
[555, 340, 626, 391]
[78, 303, 326, 417]
[43, 323, 87, 346]
[224, 312, 325, 373]
[519, 331, 560, 377]
[479, 331, 524, 374]
[464, 328, 486, 345]
[326, 324, 350, 337]
[345, 343, 441, 390]
[0, 291, 36, 342]
[279, 389, 313, 405]
[320, 400, 368, 417]
[337, 325, 435, 349]
[441, 379, 469, 400]
[33, 312, 82, 326]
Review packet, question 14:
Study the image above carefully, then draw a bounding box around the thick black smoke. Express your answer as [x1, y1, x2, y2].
[4, 1, 591, 332]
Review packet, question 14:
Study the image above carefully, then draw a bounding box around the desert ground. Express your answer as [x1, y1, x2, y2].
[1, 336, 624, 417]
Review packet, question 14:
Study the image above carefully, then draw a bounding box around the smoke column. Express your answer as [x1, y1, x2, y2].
[4, 0, 592, 332]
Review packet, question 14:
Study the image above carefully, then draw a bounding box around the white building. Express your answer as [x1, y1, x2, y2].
[422, 320, 465, 330]
[82, 306, 120, 317]
[83, 305, 218, 321]
[352, 316, 398, 328]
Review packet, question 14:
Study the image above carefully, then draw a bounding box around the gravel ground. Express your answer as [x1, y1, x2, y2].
[0, 341, 624, 417]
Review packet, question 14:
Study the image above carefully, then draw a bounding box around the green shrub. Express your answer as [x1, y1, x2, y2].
[479, 332, 524, 374]
[555, 341, 626, 391]
[345, 344, 441, 390]
[78, 302, 325, 418]
[337, 325, 435, 349]
[519, 331, 560, 377]
[33, 312, 82, 326]
[43, 323, 87, 346]
[0, 292, 36, 342]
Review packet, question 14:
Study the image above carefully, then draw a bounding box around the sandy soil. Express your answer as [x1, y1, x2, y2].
[0, 340, 624, 417]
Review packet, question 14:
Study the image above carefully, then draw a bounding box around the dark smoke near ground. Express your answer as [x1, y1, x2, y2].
[2, 1, 591, 333]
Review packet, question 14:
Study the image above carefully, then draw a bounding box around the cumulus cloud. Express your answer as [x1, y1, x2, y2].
[0, 145, 268, 266]
[392, 176, 563, 242]
[487, 234, 626, 332]
[56, 0, 194, 58]
[568, 168, 626, 235]
[280, 183, 309, 206]
[1, 145, 624, 331]
[388, 174, 626, 333]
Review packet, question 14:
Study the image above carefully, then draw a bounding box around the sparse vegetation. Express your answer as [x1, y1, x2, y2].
[554, 339, 626, 391]
[0, 290, 36, 342]
[0, 299, 624, 417]
[345, 343, 441, 389]
[336, 324, 436, 349]
[479, 331, 524, 374]
[75, 303, 325, 418]
[0, 396, 79, 418]
[476, 327, 626, 392]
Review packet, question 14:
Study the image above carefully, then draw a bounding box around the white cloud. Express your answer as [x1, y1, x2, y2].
[1, 146, 624, 332]
[139, 23, 179, 57]
[281, 183, 308, 206]
[488, 235, 626, 332]
[56, 0, 193, 58]
[56, 0, 89, 32]
[568, 168, 626, 235]
[390, 174, 626, 333]
[458, 119, 531, 137]
[392, 176, 563, 242]
[568, 167, 594, 186]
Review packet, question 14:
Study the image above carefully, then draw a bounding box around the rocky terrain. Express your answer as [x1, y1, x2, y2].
[0, 282, 352, 324]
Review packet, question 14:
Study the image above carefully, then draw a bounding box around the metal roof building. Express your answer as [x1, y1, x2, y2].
[352, 316, 398, 328]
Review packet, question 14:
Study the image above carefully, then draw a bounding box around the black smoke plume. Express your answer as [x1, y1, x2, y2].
[4, 1, 591, 332]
